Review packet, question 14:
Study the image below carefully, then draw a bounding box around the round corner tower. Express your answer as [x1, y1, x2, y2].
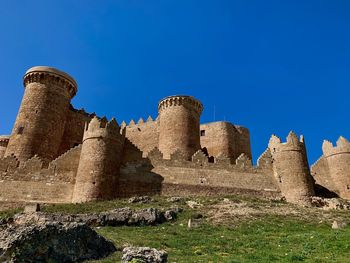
[5, 66, 77, 162]
[268, 132, 315, 205]
[72, 117, 125, 203]
[322, 136, 350, 199]
[158, 95, 203, 160]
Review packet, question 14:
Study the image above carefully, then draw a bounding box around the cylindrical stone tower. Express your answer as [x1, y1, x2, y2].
[268, 132, 315, 205]
[0, 136, 10, 159]
[72, 117, 125, 203]
[322, 136, 350, 199]
[5, 66, 77, 162]
[158, 95, 203, 160]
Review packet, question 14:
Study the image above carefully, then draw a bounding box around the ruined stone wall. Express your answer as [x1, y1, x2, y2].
[158, 96, 203, 160]
[5, 67, 77, 162]
[317, 137, 350, 199]
[72, 117, 125, 202]
[269, 132, 315, 205]
[123, 117, 159, 157]
[57, 107, 94, 156]
[199, 122, 252, 161]
[0, 136, 9, 159]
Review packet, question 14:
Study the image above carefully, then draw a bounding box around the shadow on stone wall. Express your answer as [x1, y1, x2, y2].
[118, 158, 164, 198]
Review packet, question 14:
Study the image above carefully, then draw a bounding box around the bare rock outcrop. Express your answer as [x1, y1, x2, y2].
[310, 197, 350, 210]
[0, 222, 116, 262]
[122, 247, 168, 263]
[12, 207, 180, 227]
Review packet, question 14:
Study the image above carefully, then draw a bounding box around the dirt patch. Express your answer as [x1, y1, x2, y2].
[206, 198, 350, 225]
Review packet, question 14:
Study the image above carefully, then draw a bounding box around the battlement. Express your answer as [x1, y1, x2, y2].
[268, 131, 305, 153]
[322, 136, 350, 157]
[69, 105, 96, 118]
[83, 116, 124, 142]
[158, 95, 203, 115]
[124, 115, 158, 128]
[0, 136, 9, 145]
[23, 66, 77, 98]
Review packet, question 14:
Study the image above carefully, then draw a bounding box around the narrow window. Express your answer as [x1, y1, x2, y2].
[17, 126, 24, 134]
[200, 130, 205, 136]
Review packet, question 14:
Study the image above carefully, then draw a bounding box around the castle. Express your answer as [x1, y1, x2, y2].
[0, 66, 349, 205]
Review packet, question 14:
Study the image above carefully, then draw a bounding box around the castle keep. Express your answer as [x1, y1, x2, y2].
[0, 66, 349, 205]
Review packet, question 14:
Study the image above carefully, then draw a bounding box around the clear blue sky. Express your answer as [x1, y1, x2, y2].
[0, 1, 349, 164]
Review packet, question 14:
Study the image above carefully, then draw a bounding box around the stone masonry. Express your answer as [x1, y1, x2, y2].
[0, 66, 349, 205]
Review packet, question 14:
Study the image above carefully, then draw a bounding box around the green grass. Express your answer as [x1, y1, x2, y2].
[93, 215, 350, 263]
[0, 207, 23, 219]
[1, 195, 350, 262]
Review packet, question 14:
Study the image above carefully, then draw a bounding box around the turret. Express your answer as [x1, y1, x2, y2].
[0, 136, 10, 158]
[321, 136, 350, 199]
[158, 95, 203, 160]
[72, 117, 125, 203]
[268, 132, 315, 205]
[5, 66, 77, 162]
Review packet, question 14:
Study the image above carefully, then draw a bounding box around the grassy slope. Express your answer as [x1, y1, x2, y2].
[1, 196, 350, 262]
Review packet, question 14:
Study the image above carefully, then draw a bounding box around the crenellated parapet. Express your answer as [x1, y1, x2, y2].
[268, 132, 306, 153]
[268, 132, 315, 205]
[322, 136, 350, 157]
[124, 115, 158, 129]
[0, 135, 10, 143]
[317, 136, 350, 199]
[69, 105, 96, 118]
[82, 116, 123, 143]
[23, 66, 77, 98]
[158, 95, 203, 115]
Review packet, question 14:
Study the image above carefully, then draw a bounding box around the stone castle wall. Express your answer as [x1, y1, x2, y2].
[199, 122, 252, 161]
[0, 145, 81, 203]
[5, 65, 350, 205]
[123, 117, 159, 157]
[117, 149, 279, 198]
[57, 107, 94, 156]
[123, 118, 252, 163]
[0, 143, 279, 203]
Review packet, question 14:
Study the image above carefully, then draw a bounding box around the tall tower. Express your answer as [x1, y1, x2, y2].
[268, 132, 315, 205]
[72, 117, 125, 203]
[5, 66, 77, 162]
[158, 95, 203, 160]
[322, 136, 350, 199]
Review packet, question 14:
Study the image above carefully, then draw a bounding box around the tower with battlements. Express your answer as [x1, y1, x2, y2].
[320, 136, 350, 199]
[72, 117, 125, 203]
[158, 95, 203, 160]
[268, 132, 315, 205]
[5, 66, 77, 163]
